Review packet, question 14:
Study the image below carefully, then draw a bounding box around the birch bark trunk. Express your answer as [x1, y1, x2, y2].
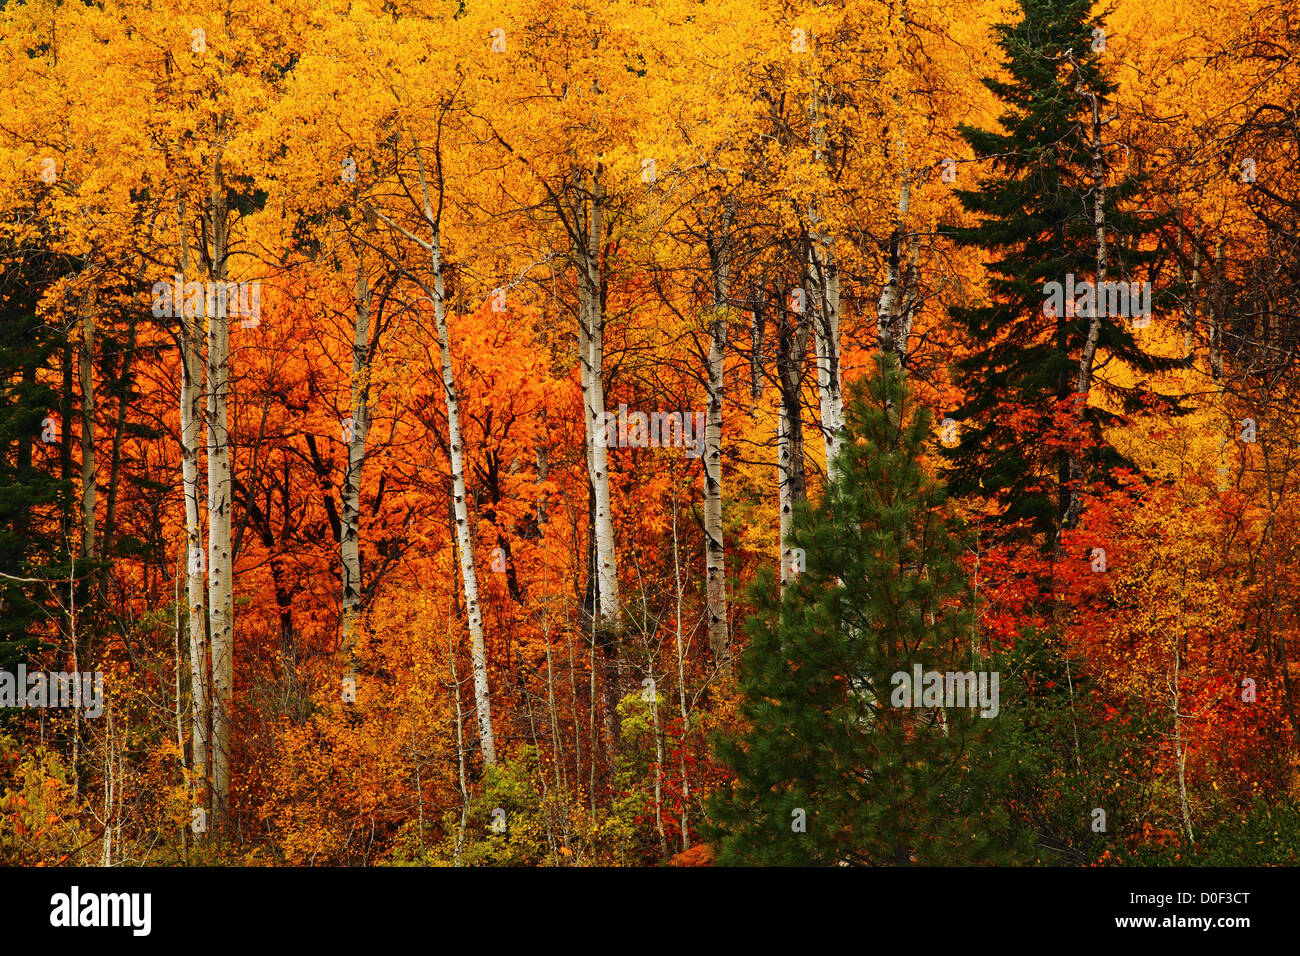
[580, 170, 620, 630]
[778, 404, 795, 585]
[1179, 244, 1200, 357]
[876, 173, 914, 361]
[1210, 239, 1225, 382]
[413, 140, 497, 766]
[806, 69, 844, 481]
[432, 246, 496, 766]
[809, 252, 843, 480]
[177, 206, 210, 817]
[339, 248, 372, 658]
[703, 211, 731, 676]
[205, 162, 235, 828]
[671, 492, 691, 849]
[777, 294, 810, 585]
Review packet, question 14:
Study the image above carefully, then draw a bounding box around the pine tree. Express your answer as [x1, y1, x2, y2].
[945, 0, 1180, 542]
[0, 234, 72, 670]
[708, 353, 1030, 865]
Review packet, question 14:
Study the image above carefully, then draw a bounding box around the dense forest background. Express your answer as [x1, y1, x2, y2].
[2, 0, 1299, 866]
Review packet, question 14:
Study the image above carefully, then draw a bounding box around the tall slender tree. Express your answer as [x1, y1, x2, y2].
[945, 0, 1176, 543]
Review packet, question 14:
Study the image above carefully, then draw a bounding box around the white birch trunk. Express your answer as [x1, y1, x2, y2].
[704, 218, 730, 675]
[807, 65, 844, 481]
[877, 172, 914, 361]
[778, 403, 796, 585]
[809, 251, 843, 481]
[205, 176, 235, 827]
[177, 211, 210, 815]
[431, 233, 496, 766]
[410, 137, 497, 766]
[1180, 245, 1200, 357]
[581, 171, 620, 629]
[778, 290, 810, 585]
[339, 250, 372, 656]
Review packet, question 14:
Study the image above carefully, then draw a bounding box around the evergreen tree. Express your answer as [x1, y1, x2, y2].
[997, 628, 1159, 865]
[0, 234, 72, 670]
[708, 354, 1030, 865]
[945, 0, 1180, 542]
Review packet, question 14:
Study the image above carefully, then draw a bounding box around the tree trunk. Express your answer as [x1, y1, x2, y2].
[648, 660, 666, 857]
[877, 172, 915, 362]
[1075, 91, 1107, 397]
[1172, 578, 1195, 844]
[1067, 90, 1107, 531]
[1210, 239, 1225, 382]
[60, 337, 74, 543]
[339, 249, 372, 657]
[535, 434, 549, 530]
[436, 251, 496, 764]
[78, 291, 96, 562]
[178, 209, 210, 819]
[807, 73, 844, 481]
[778, 403, 796, 585]
[750, 286, 765, 400]
[703, 214, 730, 676]
[102, 310, 137, 559]
[414, 137, 497, 766]
[777, 289, 809, 584]
[1179, 244, 1200, 357]
[442, 617, 471, 866]
[205, 169, 235, 829]
[809, 249, 843, 481]
[671, 492, 691, 850]
[580, 170, 620, 630]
